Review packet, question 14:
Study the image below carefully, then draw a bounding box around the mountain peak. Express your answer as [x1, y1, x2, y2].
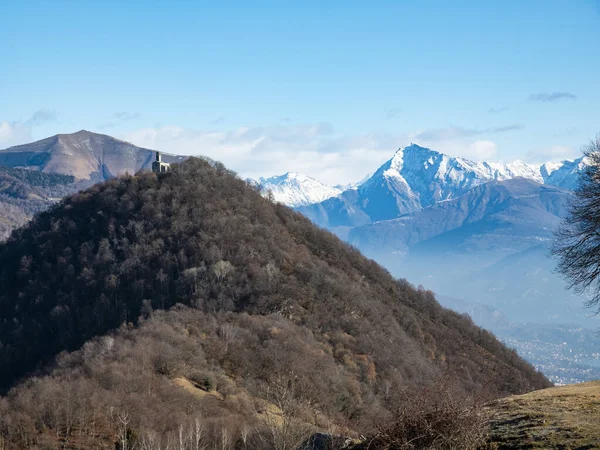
[68, 129, 93, 136]
[303, 141, 584, 226]
[393, 143, 442, 160]
[255, 171, 341, 207]
[379, 144, 563, 190]
[282, 171, 305, 180]
[56, 129, 105, 140]
[399, 142, 434, 152]
[259, 171, 309, 184]
[55, 130, 135, 146]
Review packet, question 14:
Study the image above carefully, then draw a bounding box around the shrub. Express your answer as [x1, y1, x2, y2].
[189, 372, 214, 391]
[363, 378, 489, 450]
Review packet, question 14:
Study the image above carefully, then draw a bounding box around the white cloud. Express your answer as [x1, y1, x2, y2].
[468, 140, 498, 159]
[0, 121, 32, 149]
[526, 145, 578, 163]
[121, 123, 533, 184]
[121, 124, 398, 185]
[0, 110, 57, 149]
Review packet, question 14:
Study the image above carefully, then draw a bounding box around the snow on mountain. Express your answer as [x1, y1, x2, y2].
[356, 144, 549, 220]
[254, 172, 342, 207]
[540, 156, 587, 190]
[372, 144, 544, 193]
[355, 144, 585, 210]
[499, 160, 545, 182]
[297, 143, 585, 230]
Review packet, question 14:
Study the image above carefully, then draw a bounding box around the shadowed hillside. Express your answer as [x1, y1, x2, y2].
[0, 157, 549, 448]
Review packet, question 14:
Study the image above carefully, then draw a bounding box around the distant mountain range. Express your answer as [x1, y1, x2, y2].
[0, 133, 584, 214]
[349, 177, 568, 257]
[293, 144, 584, 232]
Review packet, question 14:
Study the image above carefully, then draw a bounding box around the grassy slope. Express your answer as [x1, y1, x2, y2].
[487, 380, 600, 449]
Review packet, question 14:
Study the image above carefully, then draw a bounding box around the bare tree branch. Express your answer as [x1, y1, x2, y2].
[553, 135, 600, 310]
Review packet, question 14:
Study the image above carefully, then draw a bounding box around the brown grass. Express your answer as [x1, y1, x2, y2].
[173, 376, 225, 400]
[486, 380, 600, 449]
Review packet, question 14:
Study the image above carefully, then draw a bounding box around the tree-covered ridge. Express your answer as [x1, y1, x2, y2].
[0, 165, 75, 188]
[0, 157, 549, 447]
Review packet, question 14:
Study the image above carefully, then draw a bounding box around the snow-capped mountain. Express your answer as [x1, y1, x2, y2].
[540, 156, 586, 190]
[297, 143, 584, 231]
[253, 172, 342, 207]
[356, 144, 544, 220]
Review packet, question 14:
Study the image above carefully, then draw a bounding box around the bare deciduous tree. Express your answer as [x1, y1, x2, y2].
[139, 430, 160, 450]
[257, 374, 313, 450]
[553, 135, 600, 310]
[117, 411, 132, 450]
[212, 260, 234, 282]
[192, 418, 205, 450]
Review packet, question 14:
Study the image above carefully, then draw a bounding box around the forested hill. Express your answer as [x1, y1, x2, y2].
[0, 157, 549, 447]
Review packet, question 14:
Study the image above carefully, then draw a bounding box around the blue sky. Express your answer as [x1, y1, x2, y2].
[1, 0, 599, 183]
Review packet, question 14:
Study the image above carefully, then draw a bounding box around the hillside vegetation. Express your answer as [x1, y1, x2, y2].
[0, 157, 549, 448]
